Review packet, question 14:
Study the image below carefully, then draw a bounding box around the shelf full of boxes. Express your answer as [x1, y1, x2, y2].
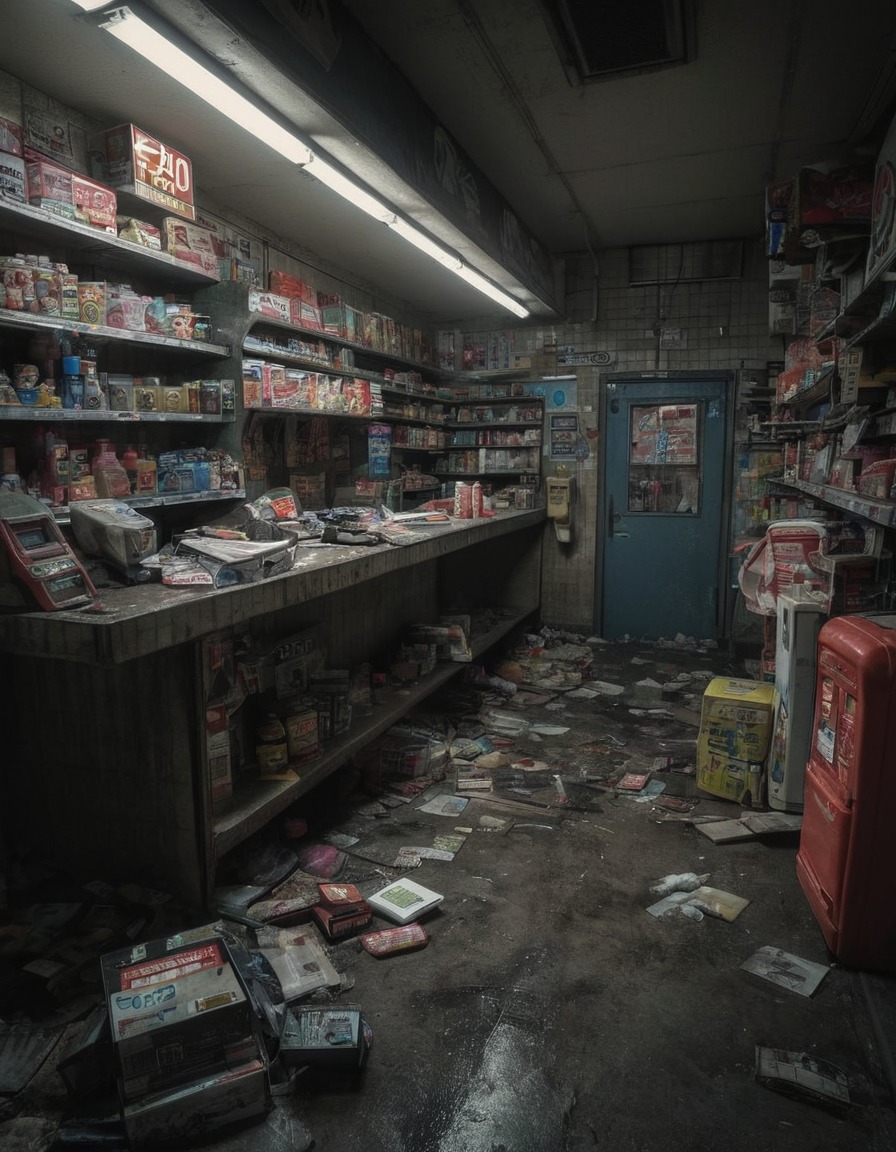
[0, 117, 246, 518]
[758, 116, 896, 631]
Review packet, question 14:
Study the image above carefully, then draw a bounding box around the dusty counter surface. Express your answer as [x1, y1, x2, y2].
[0, 508, 546, 665]
[0, 508, 546, 909]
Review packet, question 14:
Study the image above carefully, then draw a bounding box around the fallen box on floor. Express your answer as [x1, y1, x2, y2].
[122, 1057, 268, 1147]
[101, 934, 260, 1103]
[367, 878, 443, 924]
[280, 1005, 367, 1069]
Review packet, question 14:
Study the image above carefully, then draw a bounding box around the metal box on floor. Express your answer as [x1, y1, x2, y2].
[796, 614, 896, 970]
[696, 677, 776, 804]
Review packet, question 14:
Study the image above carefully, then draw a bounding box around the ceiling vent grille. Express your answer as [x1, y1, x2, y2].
[628, 241, 743, 285]
[541, 0, 694, 84]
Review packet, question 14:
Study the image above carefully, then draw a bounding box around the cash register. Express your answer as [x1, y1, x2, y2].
[0, 491, 99, 612]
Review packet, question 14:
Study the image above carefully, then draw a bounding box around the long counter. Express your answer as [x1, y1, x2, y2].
[2, 509, 546, 909]
[0, 508, 544, 664]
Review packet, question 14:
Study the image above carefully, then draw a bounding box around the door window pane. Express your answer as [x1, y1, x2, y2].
[627, 403, 701, 513]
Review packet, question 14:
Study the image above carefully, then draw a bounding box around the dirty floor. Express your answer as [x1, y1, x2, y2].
[3, 638, 896, 1152]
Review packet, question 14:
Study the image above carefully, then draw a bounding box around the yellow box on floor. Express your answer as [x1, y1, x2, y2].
[696, 677, 777, 804]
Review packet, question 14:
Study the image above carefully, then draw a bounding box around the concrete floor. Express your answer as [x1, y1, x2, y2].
[4, 640, 896, 1151]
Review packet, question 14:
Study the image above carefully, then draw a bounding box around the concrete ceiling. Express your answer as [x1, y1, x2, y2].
[2, 0, 896, 327]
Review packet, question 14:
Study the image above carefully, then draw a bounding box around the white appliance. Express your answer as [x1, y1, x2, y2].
[768, 590, 825, 812]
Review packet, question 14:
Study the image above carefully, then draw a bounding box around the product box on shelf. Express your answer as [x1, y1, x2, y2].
[25, 156, 73, 206]
[249, 290, 292, 324]
[71, 172, 117, 233]
[289, 295, 323, 330]
[0, 151, 25, 201]
[161, 217, 220, 278]
[117, 215, 162, 249]
[77, 281, 106, 324]
[269, 270, 317, 303]
[99, 123, 195, 220]
[60, 273, 79, 319]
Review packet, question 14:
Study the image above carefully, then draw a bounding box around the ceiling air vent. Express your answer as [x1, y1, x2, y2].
[541, 0, 694, 84]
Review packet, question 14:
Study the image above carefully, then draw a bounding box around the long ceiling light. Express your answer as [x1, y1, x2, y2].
[79, 3, 530, 317]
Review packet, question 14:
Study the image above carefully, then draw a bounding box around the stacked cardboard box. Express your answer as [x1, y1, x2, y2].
[101, 933, 268, 1146]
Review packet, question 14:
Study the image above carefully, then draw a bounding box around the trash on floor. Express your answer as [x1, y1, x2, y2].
[650, 872, 709, 896]
[417, 794, 469, 816]
[754, 1046, 851, 1112]
[740, 946, 831, 997]
[695, 812, 803, 844]
[616, 771, 651, 792]
[358, 923, 429, 958]
[367, 878, 444, 924]
[281, 1005, 369, 1069]
[646, 884, 748, 923]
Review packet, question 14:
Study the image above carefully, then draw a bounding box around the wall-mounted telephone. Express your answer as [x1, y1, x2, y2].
[546, 475, 575, 543]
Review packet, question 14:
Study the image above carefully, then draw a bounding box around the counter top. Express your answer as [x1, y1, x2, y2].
[0, 509, 546, 664]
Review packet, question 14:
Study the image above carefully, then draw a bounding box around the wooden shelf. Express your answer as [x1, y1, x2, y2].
[53, 488, 245, 525]
[0, 305, 230, 356]
[0, 194, 221, 287]
[771, 476, 896, 527]
[246, 310, 449, 379]
[0, 407, 235, 423]
[449, 420, 543, 429]
[212, 609, 532, 858]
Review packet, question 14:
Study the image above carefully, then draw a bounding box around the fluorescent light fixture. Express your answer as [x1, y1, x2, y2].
[99, 6, 311, 163]
[302, 153, 394, 223]
[455, 263, 530, 318]
[88, 3, 533, 317]
[389, 218, 529, 315]
[387, 217, 463, 270]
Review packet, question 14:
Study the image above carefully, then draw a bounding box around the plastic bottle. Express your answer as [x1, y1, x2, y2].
[472, 480, 483, 519]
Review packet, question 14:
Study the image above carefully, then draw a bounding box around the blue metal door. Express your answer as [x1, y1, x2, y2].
[600, 375, 729, 641]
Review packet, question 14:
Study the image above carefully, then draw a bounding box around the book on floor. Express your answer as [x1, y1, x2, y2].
[367, 878, 444, 924]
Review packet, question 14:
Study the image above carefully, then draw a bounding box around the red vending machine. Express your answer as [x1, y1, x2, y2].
[796, 614, 896, 971]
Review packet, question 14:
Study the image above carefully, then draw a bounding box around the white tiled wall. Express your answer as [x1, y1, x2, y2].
[536, 238, 782, 635]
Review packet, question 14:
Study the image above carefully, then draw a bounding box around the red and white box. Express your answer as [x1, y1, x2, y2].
[71, 173, 117, 233]
[26, 156, 72, 206]
[162, 217, 221, 278]
[101, 123, 195, 219]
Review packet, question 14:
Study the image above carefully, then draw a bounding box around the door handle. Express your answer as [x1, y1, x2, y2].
[608, 495, 614, 538]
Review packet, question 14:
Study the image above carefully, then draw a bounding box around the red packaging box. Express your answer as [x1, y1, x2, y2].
[71, 173, 117, 233]
[26, 157, 72, 205]
[101, 123, 195, 219]
[269, 270, 316, 303]
[162, 217, 220, 278]
[289, 296, 323, 331]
